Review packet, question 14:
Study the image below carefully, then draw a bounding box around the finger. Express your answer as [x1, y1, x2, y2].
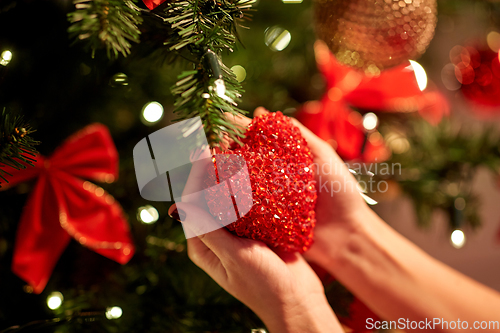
[223, 112, 252, 128]
[186, 235, 225, 277]
[275, 251, 324, 289]
[171, 202, 256, 259]
[289, 117, 340, 163]
[179, 156, 214, 204]
[253, 106, 269, 117]
[170, 202, 235, 279]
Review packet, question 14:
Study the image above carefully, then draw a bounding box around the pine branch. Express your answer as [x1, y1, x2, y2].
[68, 0, 143, 59]
[164, 0, 256, 147]
[0, 108, 40, 188]
[67, 0, 256, 147]
[383, 117, 500, 230]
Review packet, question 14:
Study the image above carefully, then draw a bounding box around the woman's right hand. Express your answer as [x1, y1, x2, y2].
[254, 108, 371, 270]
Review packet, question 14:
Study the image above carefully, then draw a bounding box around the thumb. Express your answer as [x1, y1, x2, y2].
[169, 202, 246, 258]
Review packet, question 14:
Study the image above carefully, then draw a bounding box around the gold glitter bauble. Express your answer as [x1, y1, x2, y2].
[313, 0, 437, 74]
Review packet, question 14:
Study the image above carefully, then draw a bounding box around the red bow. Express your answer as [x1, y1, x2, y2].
[142, 0, 167, 10]
[296, 41, 449, 162]
[2, 124, 135, 294]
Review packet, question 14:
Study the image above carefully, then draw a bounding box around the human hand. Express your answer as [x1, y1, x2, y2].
[169, 202, 342, 333]
[167, 111, 343, 332]
[250, 108, 372, 271]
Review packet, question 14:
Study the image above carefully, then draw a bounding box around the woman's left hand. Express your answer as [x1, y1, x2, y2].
[169, 200, 342, 333]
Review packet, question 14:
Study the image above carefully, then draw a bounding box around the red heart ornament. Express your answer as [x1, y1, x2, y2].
[205, 112, 317, 253]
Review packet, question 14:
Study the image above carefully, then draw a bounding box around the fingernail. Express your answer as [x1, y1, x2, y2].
[168, 206, 186, 222]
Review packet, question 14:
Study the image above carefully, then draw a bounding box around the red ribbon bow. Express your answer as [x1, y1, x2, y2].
[296, 41, 449, 163]
[142, 0, 167, 10]
[2, 124, 135, 294]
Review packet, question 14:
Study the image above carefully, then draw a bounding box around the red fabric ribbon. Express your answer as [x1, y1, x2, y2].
[296, 41, 449, 162]
[142, 0, 168, 10]
[2, 124, 135, 294]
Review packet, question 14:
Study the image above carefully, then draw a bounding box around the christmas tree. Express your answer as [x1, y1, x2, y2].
[1, 0, 500, 331]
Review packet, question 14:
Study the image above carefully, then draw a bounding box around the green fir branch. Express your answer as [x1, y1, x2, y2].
[0, 108, 40, 188]
[383, 117, 500, 230]
[68, 0, 143, 59]
[164, 0, 256, 147]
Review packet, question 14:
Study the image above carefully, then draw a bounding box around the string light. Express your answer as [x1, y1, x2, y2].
[409, 60, 428, 91]
[47, 291, 64, 310]
[1, 50, 12, 66]
[142, 102, 164, 124]
[202, 49, 234, 103]
[105, 306, 123, 319]
[451, 229, 466, 249]
[214, 79, 226, 98]
[137, 205, 159, 224]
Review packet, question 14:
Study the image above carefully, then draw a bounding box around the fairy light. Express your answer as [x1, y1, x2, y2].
[451, 229, 466, 249]
[47, 291, 64, 310]
[105, 306, 123, 319]
[137, 205, 159, 224]
[142, 102, 164, 124]
[214, 79, 226, 98]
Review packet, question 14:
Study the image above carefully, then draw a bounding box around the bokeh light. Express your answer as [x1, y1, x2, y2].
[110, 73, 129, 87]
[451, 229, 466, 249]
[47, 291, 63, 310]
[487, 31, 500, 53]
[385, 132, 410, 154]
[137, 205, 159, 224]
[441, 63, 461, 91]
[142, 102, 164, 124]
[409, 60, 428, 91]
[105, 306, 123, 320]
[264, 26, 291, 52]
[1, 50, 12, 66]
[231, 65, 247, 82]
[362, 112, 378, 131]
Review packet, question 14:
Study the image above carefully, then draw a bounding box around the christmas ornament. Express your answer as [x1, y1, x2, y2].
[204, 112, 316, 253]
[1, 124, 135, 294]
[452, 44, 500, 110]
[295, 41, 448, 162]
[313, 0, 437, 73]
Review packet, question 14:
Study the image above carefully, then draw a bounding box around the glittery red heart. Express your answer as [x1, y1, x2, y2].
[204, 112, 317, 253]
